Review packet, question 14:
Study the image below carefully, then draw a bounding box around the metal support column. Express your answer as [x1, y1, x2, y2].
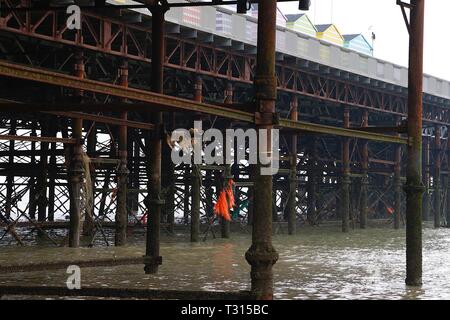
[434, 125, 441, 228]
[245, 0, 279, 300]
[68, 118, 83, 248]
[144, 3, 166, 273]
[394, 117, 403, 229]
[287, 96, 298, 235]
[190, 76, 202, 243]
[68, 50, 85, 247]
[405, 0, 425, 287]
[341, 107, 351, 233]
[83, 122, 96, 237]
[360, 111, 369, 229]
[423, 136, 430, 221]
[116, 60, 129, 246]
[307, 135, 318, 225]
[5, 119, 16, 219]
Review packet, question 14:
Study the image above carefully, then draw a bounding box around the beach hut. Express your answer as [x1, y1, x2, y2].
[285, 14, 317, 37]
[315, 24, 344, 46]
[343, 34, 374, 56]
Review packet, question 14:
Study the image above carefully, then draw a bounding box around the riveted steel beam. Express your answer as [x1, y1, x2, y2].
[0, 60, 407, 145]
[279, 119, 408, 145]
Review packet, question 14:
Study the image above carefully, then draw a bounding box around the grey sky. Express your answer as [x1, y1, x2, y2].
[278, 0, 447, 80]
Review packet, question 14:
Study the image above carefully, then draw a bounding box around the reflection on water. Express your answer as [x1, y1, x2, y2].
[1, 225, 450, 299]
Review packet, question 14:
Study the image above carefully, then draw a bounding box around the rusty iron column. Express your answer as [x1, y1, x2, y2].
[433, 125, 441, 228]
[405, 0, 425, 287]
[422, 136, 430, 221]
[360, 111, 369, 229]
[29, 124, 37, 220]
[287, 96, 298, 235]
[190, 76, 202, 243]
[183, 167, 190, 225]
[68, 51, 85, 248]
[37, 123, 49, 225]
[394, 117, 403, 229]
[116, 61, 129, 246]
[341, 107, 351, 232]
[68, 118, 83, 248]
[245, 0, 279, 300]
[144, 4, 166, 274]
[307, 136, 317, 225]
[205, 170, 213, 219]
[47, 127, 57, 222]
[165, 112, 176, 234]
[82, 122, 96, 237]
[5, 119, 16, 219]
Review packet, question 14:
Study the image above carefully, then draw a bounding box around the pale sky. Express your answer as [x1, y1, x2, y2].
[277, 0, 448, 81]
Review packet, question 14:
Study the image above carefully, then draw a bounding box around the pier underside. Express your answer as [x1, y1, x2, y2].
[0, 0, 439, 299]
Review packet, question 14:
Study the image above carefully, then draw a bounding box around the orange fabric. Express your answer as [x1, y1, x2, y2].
[213, 179, 235, 221]
[226, 180, 235, 208]
[214, 192, 231, 221]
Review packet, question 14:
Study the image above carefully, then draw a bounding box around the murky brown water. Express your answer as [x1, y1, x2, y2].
[1, 224, 450, 299]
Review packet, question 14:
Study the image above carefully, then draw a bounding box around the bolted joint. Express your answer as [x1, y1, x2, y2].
[403, 183, 426, 195]
[254, 112, 278, 126]
[254, 76, 277, 101]
[245, 242, 279, 267]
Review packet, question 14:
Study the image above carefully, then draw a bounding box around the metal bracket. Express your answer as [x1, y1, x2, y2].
[397, 0, 414, 35]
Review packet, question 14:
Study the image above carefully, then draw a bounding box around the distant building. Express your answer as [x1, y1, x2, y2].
[285, 14, 317, 37]
[315, 24, 344, 46]
[343, 34, 373, 56]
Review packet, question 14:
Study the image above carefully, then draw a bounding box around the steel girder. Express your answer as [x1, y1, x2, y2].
[0, 59, 407, 144]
